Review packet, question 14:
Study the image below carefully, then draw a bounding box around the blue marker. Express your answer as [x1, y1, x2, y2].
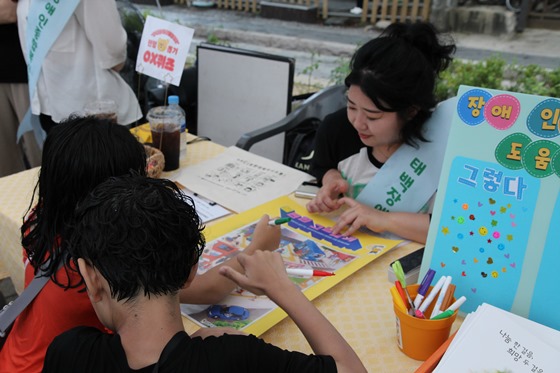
[413, 269, 436, 309]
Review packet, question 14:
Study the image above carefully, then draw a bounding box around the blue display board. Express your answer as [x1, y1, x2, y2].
[421, 85, 560, 330]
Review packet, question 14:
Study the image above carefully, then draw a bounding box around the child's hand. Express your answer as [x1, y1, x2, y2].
[244, 215, 281, 254]
[306, 179, 348, 213]
[219, 251, 292, 297]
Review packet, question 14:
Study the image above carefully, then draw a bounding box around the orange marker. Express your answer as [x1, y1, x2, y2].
[440, 284, 456, 311]
[394, 280, 410, 310]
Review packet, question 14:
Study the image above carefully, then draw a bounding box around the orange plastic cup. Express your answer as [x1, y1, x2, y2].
[393, 284, 457, 361]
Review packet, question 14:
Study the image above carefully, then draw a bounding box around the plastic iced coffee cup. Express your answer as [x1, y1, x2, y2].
[147, 106, 181, 171]
[83, 99, 118, 123]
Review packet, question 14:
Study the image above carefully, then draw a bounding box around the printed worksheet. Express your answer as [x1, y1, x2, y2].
[175, 146, 314, 212]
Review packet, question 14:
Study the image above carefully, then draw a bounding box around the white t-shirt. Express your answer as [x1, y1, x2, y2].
[338, 147, 380, 199]
[17, 0, 142, 125]
[338, 147, 435, 213]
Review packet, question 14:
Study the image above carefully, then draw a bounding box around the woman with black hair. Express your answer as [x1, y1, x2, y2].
[307, 22, 456, 244]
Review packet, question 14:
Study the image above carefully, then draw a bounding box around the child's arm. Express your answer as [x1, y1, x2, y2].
[306, 169, 349, 213]
[219, 251, 367, 373]
[179, 215, 281, 304]
[333, 197, 430, 243]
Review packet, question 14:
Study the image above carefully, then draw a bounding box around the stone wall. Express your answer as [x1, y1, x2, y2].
[430, 0, 517, 36]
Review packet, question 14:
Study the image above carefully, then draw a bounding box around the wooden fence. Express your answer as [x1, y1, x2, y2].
[360, 0, 431, 23]
[173, 0, 431, 23]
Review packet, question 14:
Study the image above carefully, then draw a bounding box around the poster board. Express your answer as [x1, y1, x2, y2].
[196, 43, 294, 163]
[421, 85, 560, 330]
[181, 196, 403, 336]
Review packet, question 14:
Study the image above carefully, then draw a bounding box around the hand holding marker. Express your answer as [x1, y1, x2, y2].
[268, 217, 291, 226]
[267, 217, 335, 278]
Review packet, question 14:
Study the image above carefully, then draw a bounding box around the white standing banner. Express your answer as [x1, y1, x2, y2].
[135, 16, 194, 86]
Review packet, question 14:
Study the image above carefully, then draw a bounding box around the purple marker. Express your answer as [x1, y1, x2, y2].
[413, 269, 436, 309]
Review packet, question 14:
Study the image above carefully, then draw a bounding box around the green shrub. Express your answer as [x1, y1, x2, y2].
[435, 55, 560, 101]
[329, 56, 351, 86]
[435, 56, 505, 101]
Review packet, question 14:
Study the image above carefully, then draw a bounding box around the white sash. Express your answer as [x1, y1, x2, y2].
[17, 0, 81, 142]
[355, 97, 457, 213]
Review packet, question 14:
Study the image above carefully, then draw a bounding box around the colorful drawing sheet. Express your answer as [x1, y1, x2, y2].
[421, 85, 560, 330]
[181, 196, 403, 336]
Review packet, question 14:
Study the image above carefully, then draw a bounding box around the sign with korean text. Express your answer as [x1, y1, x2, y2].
[25, 0, 80, 99]
[18, 0, 80, 141]
[136, 16, 194, 86]
[421, 85, 560, 330]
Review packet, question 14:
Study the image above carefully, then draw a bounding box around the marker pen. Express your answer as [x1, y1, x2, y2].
[430, 309, 454, 320]
[430, 296, 466, 320]
[431, 275, 453, 318]
[391, 260, 416, 313]
[415, 275, 447, 318]
[390, 286, 408, 314]
[268, 217, 291, 226]
[445, 295, 466, 312]
[413, 268, 436, 309]
[395, 280, 410, 310]
[286, 268, 334, 278]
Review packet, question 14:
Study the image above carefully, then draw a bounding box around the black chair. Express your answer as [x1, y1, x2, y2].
[235, 85, 347, 163]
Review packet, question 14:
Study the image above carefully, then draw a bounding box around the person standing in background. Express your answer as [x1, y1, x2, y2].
[0, 0, 41, 177]
[16, 0, 142, 133]
[350, 0, 363, 15]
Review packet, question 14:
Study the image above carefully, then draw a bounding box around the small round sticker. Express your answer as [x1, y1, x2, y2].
[457, 89, 493, 126]
[521, 140, 560, 178]
[526, 98, 560, 139]
[484, 94, 520, 130]
[495, 132, 532, 170]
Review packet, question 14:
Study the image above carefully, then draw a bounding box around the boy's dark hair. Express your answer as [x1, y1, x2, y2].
[68, 174, 205, 301]
[21, 116, 147, 288]
[345, 22, 456, 148]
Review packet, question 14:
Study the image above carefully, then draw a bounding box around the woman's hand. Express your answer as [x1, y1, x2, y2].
[331, 197, 387, 236]
[306, 171, 348, 213]
[332, 198, 430, 243]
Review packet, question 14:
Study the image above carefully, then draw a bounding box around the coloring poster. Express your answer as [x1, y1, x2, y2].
[181, 196, 403, 336]
[421, 85, 560, 330]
